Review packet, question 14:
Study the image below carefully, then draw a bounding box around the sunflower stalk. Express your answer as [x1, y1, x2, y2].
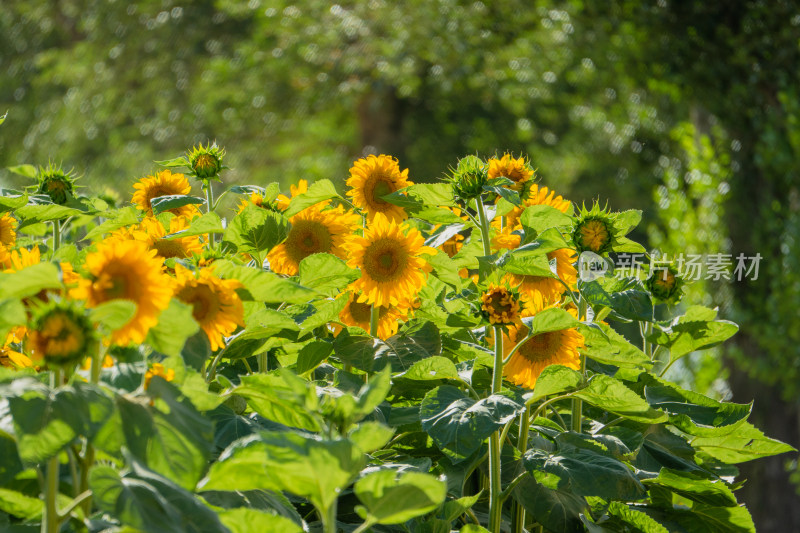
[571, 296, 588, 433]
[369, 303, 379, 338]
[488, 324, 505, 532]
[512, 406, 531, 533]
[51, 220, 60, 256]
[42, 368, 62, 533]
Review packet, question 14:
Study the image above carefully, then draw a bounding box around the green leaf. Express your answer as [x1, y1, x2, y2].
[235, 370, 321, 431]
[0, 110, 6, 125]
[484, 183, 521, 205]
[691, 422, 796, 463]
[635, 425, 703, 474]
[0, 262, 62, 299]
[16, 201, 94, 225]
[528, 365, 583, 403]
[284, 179, 340, 217]
[154, 156, 190, 168]
[651, 306, 738, 360]
[573, 375, 668, 424]
[82, 206, 140, 241]
[0, 189, 28, 212]
[146, 299, 200, 357]
[612, 210, 642, 235]
[521, 205, 574, 234]
[669, 504, 756, 533]
[298, 253, 360, 296]
[523, 447, 646, 500]
[642, 469, 737, 507]
[0, 299, 26, 342]
[217, 508, 303, 533]
[7, 164, 37, 179]
[213, 260, 317, 304]
[354, 366, 393, 421]
[384, 183, 456, 209]
[381, 321, 443, 372]
[89, 300, 137, 330]
[498, 248, 555, 278]
[596, 277, 654, 322]
[299, 297, 349, 331]
[223, 203, 290, 258]
[606, 501, 669, 533]
[355, 470, 447, 525]
[0, 432, 23, 485]
[200, 435, 282, 492]
[0, 487, 43, 521]
[349, 421, 395, 453]
[522, 307, 580, 336]
[295, 340, 333, 374]
[513, 475, 587, 533]
[420, 385, 523, 463]
[151, 195, 205, 215]
[580, 323, 652, 368]
[401, 356, 461, 381]
[164, 211, 225, 239]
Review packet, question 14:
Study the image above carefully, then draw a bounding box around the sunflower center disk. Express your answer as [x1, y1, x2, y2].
[154, 239, 188, 259]
[580, 220, 610, 252]
[368, 178, 393, 207]
[349, 300, 374, 323]
[519, 331, 561, 362]
[179, 284, 220, 323]
[364, 240, 406, 282]
[286, 221, 332, 262]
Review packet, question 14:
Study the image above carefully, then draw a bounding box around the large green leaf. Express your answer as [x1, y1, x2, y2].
[521, 307, 580, 336]
[298, 253, 360, 296]
[0, 262, 62, 300]
[295, 340, 333, 374]
[642, 469, 737, 507]
[573, 375, 667, 424]
[380, 321, 442, 372]
[81, 206, 140, 241]
[580, 323, 652, 368]
[284, 178, 340, 217]
[213, 260, 317, 304]
[523, 447, 647, 500]
[217, 508, 303, 533]
[200, 435, 282, 493]
[150, 194, 205, 215]
[650, 306, 738, 360]
[400, 356, 461, 381]
[691, 422, 796, 464]
[164, 211, 225, 239]
[235, 370, 322, 431]
[354, 470, 447, 525]
[223, 203, 290, 259]
[146, 299, 200, 357]
[528, 365, 583, 403]
[512, 475, 587, 533]
[520, 204, 574, 234]
[420, 385, 523, 463]
[0, 189, 29, 212]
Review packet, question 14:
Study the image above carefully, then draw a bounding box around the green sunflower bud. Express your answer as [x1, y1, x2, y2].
[450, 155, 488, 201]
[646, 265, 684, 304]
[187, 142, 225, 181]
[28, 301, 96, 369]
[36, 164, 77, 205]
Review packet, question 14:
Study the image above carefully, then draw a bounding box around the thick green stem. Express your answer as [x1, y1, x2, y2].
[369, 303, 379, 338]
[52, 221, 60, 257]
[258, 352, 268, 373]
[475, 196, 492, 257]
[206, 349, 225, 383]
[572, 297, 588, 433]
[205, 182, 216, 246]
[512, 407, 531, 533]
[488, 325, 504, 531]
[321, 501, 338, 533]
[42, 456, 60, 533]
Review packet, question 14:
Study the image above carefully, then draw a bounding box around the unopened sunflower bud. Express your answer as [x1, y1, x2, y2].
[187, 142, 225, 181]
[36, 164, 77, 205]
[450, 155, 488, 201]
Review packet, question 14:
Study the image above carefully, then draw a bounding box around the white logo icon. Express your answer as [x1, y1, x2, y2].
[578, 251, 609, 282]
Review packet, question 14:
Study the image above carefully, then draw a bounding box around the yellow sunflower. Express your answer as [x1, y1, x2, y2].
[502, 315, 584, 389]
[268, 204, 361, 276]
[481, 284, 521, 325]
[2, 246, 41, 272]
[495, 184, 572, 231]
[72, 239, 172, 345]
[136, 216, 205, 261]
[132, 169, 199, 218]
[144, 362, 175, 390]
[575, 218, 611, 254]
[276, 180, 309, 212]
[237, 192, 279, 214]
[336, 291, 409, 340]
[488, 153, 534, 192]
[0, 214, 17, 248]
[504, 249, 577, 311]
[346, 213, 437, 307]
[173, 264, 244, 351]
[347, 155, 411, 222]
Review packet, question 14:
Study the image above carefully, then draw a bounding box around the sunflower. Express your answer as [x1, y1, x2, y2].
[0, 214, 17, 248]
[337, 291, 409, 339]
[276, 180, 309, 212]
[481, 284, 521, 325]
[268, 204, 360, 276]
[501, 316, 584, 389]
[173, 264, 244, 351]
[488, 153, 534, 192]
[646, 265, 683, 304]
[2, 246, 41, 272]
[60, 262, 81, 287]
[136, 216, 204, 261]
[72, 239, 172, 345]
[505, 249, 577, 311]
[144, 362, 175, 390]
[0, 344, 33, 370]
[574, 217, 611, 254]
[346, 213, 437, 307]
[28, 303, 95, 368]
[132, 169, 199, 218]
[237, 192, 280, 214]
[347, 155, 411, 222]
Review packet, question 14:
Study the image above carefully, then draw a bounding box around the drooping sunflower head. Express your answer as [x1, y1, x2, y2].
[186, 142, 226, 181]
[36, 163, 77, 205]
[132, 169, 198, 217]
[646, 264, 683, 304]
[28, 301, 96, 368]
[173, 264, 244, 351]
[481, 283, 521, 325]
[0, 214, 17, 248]
[337, 291, 409, 340]
[572, 202, 616, 255]
[144, 362, 175, 390]
[347, 213, 436, 308]
[502, 320, 584, 389]
[449, 155, 489, 201]
[268, 204, 361, 276]
[72, 239, 172, 345]
[488, 153, 534, 192]
[136, 216, 204, 261]
[347, 154, 411, 222]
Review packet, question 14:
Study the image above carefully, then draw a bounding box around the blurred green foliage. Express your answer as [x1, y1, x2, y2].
[2, 1, 800, 528]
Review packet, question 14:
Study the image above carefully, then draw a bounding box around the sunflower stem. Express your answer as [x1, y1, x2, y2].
[488, 325, 504, 531]
[512, 406, 531, 533]
[369, 303, 379, 338]
[205, 181, 216, 246]
[475, 196, 492, 258]
[320, 500, 338, 533]
[41, 369, 62, 533]
[572, 297, 587, 433]
[51, 220, 61, 256]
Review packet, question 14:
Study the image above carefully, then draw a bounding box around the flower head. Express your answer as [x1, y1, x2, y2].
[136, 216, 204, 261]
[346, 213, 436, 307]
[0, 214, 17, 249]
[347, 155, 411, 222]
[132, 169, 199, 218]
[187, 142, 225, 181]
[337, 291, 409, 339]
[488, 153, 534, 192]
[450, 155, 488, 201]
[36, 163, 77, 205]
[481, 284, 521, 325]
[144, 362, 175, 390]
[173, 264, 244, 351]
[28, 302, 96, 368]
[646, 264, 683, 304]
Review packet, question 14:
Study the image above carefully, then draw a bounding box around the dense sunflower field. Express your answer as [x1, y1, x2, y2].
[0, 146, 793, 533]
